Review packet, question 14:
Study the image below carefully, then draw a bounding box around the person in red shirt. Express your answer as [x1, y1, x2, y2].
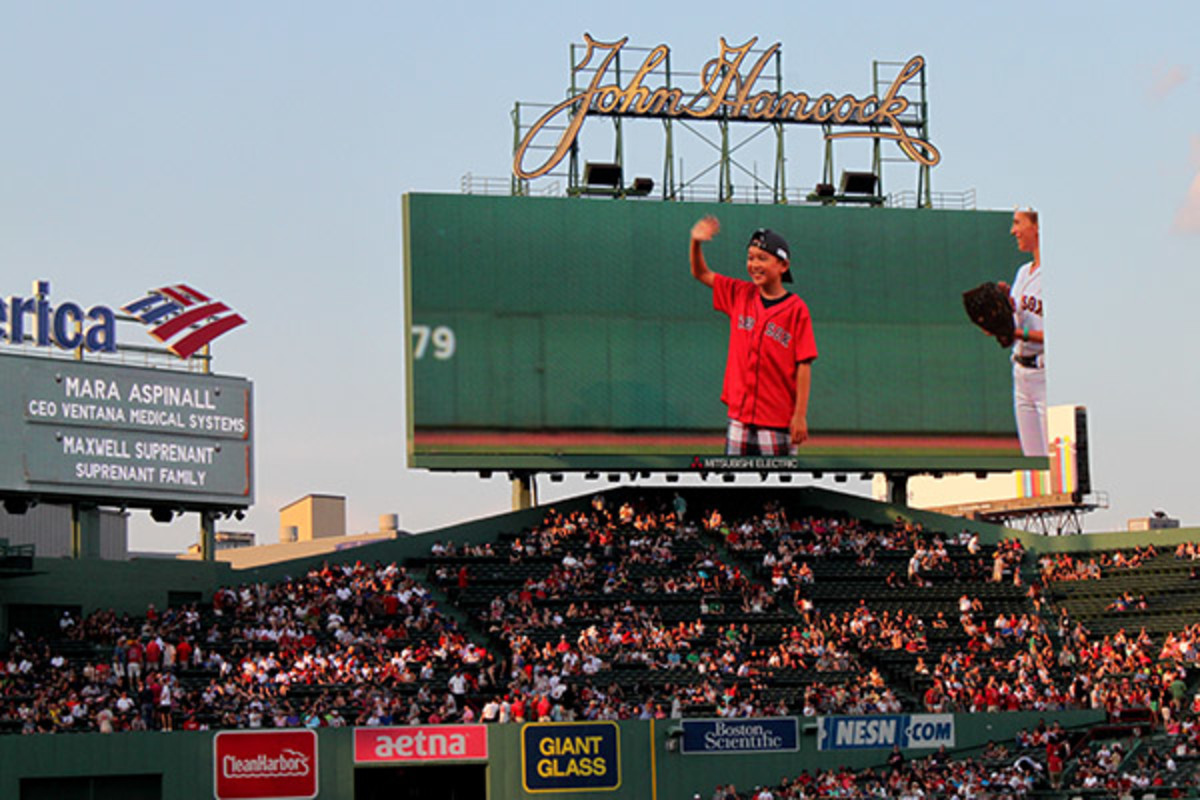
[175, 639, 192, 669]
[1047, 742, 1064, 788]
[126, 640, 143, 689]
[383, 593, 400, 616]
[690, 216, 818, 455]
[145, 638, 161, 670]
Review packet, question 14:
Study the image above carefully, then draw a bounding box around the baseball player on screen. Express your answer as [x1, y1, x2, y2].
[689, 215, 818, 456]
[1002, 209, 1046, 457]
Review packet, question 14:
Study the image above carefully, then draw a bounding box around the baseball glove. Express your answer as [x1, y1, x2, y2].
[962, 282, 1015, 348]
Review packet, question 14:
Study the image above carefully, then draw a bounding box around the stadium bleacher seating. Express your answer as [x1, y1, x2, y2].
[8, 491, 1200, 798]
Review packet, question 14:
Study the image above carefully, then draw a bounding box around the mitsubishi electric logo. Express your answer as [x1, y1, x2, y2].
[123, 283, 246, 358]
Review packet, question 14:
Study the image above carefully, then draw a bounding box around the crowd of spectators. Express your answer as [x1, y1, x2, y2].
[915, 606, 1200, 720]
[436, 499, 1030, 719]
[7, 497, 1200, 754]
[1, 560, 502, 734]
[1038, 545, 1160, 583]
[703, 741, 1056, 799]
[431, 500, 1200, 729]
[719, 509, 977, 577]
[1062, 737, 1197, 796]
[437, 498, 805, 719]
[704, 717, 1200, 799]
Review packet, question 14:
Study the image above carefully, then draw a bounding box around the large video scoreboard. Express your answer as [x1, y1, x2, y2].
[405, 193, 1044, 474]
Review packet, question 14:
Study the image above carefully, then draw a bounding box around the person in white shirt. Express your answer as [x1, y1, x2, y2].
[1001, 209, 1046, 456]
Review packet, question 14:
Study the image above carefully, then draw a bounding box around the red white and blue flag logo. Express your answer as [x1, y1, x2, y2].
[122, 284, 246, 359]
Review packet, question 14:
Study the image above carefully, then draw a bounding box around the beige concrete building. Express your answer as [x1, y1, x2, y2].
[279, 494, 346, 543]
[177, 500, 403, 568]
[180, 529, 398, 568]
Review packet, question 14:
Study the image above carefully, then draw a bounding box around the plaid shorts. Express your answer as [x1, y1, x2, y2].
[725, 419, 795, 456]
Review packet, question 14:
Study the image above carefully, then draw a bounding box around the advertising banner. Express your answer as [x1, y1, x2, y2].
[213, 730, 317, 800]
[680, 717, 799, 755]
[816, 714, 955, 751]
[353, 724, 488, 763]
[521, 721, 620, 793]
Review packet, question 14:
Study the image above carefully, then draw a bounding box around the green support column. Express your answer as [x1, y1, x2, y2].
[199, 511, 216, 562]
[71, 504, 101, 559]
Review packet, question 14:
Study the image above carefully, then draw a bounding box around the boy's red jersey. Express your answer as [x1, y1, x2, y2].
[713, 273, 818, 428]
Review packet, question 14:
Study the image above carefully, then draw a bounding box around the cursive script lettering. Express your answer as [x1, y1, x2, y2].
[513, 35, 940, 180]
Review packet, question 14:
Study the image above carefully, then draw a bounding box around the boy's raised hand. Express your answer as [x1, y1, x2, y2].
[691, 215, 719, 242]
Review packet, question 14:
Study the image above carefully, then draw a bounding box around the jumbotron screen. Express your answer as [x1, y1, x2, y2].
[403, 193, 1047, 473]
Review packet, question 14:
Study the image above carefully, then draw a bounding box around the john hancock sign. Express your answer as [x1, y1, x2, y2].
[514, 35, 939, 180]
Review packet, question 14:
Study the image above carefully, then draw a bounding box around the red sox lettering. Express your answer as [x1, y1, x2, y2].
[764, 321, 792, 348]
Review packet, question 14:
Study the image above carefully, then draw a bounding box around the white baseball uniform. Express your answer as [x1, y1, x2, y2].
[1010, 261, 1046, 456]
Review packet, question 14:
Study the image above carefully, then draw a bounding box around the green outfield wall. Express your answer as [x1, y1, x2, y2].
[0, 711, 1103, 800]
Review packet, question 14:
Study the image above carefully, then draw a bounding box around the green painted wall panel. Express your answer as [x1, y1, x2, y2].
[609, 318, 668, 429]
[0, 712, 1105, 799]
[661, 320, 728, 430]
[543, 316, 611, 428]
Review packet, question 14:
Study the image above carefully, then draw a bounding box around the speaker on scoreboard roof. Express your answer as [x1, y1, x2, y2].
[1074, 406, 1092, 495]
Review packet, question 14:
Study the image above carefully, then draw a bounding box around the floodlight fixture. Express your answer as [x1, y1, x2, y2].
[840, 170, 878, 195]
[584, 162, 622, 187]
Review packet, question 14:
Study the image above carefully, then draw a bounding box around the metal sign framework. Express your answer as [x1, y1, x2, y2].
[511, 36, 935, 206]
[927, 492, 1110, 536]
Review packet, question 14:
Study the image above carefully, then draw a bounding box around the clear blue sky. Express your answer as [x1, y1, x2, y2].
[2, 2, 1197, 551]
